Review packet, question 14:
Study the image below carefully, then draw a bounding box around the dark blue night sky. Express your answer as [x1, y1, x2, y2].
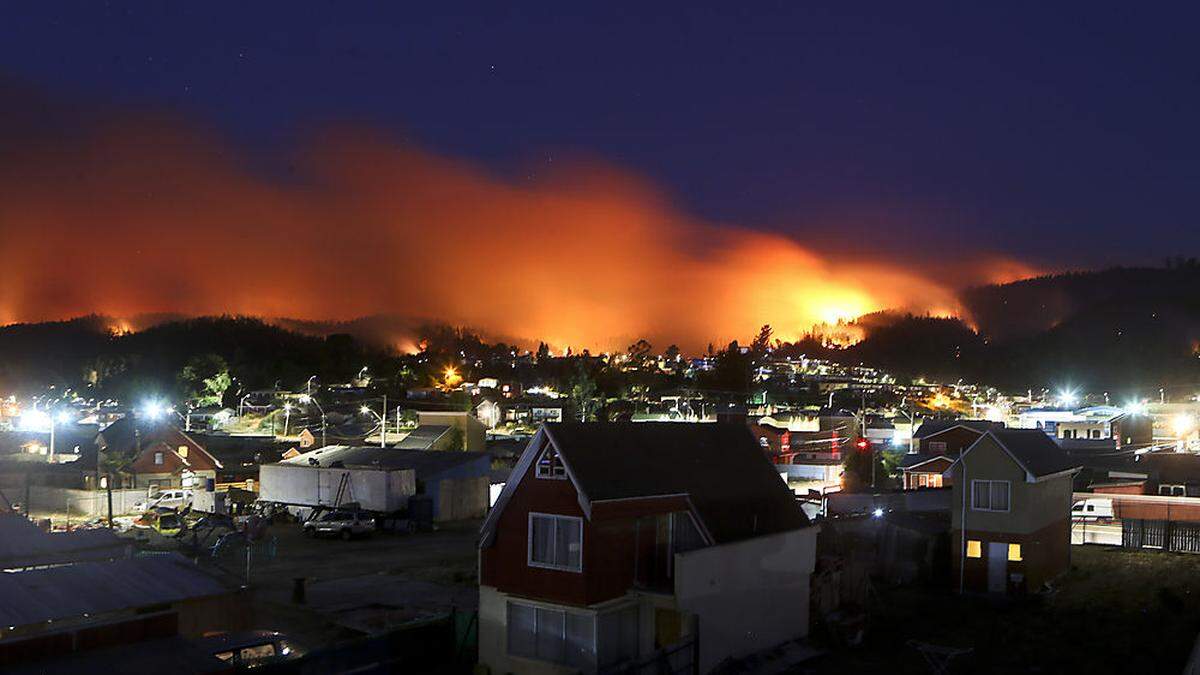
[3, 2, 1199, 267]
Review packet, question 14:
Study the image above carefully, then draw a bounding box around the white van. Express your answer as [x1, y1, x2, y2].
[134, 489, 193, 513]
[1072, 497, 1114, 522]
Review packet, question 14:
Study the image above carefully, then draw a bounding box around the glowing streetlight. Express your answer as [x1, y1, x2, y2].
[140, 401, 166, 420]
[360, 404, 386, 448]
[299, 394, 327, 447]
[1173, 414, 1195, 437]
[1058, 389, 1078, 408]
[282, 402, 293, 437]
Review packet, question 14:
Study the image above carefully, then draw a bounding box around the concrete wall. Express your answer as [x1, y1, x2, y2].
[674, 526, 819, 673]
[24, 486, 148, 517]
[258, 464, 415, 512]
[434, 475, 489, 521]
[416, 411, 487, 452]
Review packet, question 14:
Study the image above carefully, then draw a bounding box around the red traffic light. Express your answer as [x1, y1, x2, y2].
[855, 438, 870, 451]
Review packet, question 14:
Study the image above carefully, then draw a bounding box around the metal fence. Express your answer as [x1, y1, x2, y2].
[255, 610, 474, 674]
[600, 635, 697, 675]
[1122, 519, 1200, 553]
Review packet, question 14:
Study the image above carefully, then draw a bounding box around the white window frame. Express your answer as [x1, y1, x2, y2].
[506, 600, 597, 668]
[535, 446, 567, 480]
[1160, 484, 1186, 497]
[970, 479, 1011, 512]
[528, 512, 584, 572]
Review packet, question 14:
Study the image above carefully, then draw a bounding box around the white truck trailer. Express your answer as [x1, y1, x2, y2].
[258, 462, 416, 516]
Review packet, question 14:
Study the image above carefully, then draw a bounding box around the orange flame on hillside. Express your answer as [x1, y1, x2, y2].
[0, 111, 1035, 351]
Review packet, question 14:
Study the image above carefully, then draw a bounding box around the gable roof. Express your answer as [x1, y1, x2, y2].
[483, 422, 809, 547]
[914, 419, 1004, 439]
[949, 429, 1081, 481]
[899, 452, 953, 470]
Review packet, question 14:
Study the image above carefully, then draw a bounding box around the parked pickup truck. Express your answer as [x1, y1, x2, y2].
[302, 509, 373, 540]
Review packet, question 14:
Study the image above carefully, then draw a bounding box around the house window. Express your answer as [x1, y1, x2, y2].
[966, 540, 982, 558]
[178, 445, 188, 458]
[507, 602, 595, 669]
[1160, 484, 1185, 497]
[154, 451, 164, 465]
[1008, 543, 1022, 561]
[971, 480, 1010, 512]
[528, 513, 583, 571]
[536, 447, 566, 479]
[929, 441, 947, 453]
[917, 474, 928, 488]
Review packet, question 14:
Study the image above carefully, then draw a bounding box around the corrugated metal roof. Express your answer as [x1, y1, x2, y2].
[0, 554, 228, 629]
[0, 514, 126, 568]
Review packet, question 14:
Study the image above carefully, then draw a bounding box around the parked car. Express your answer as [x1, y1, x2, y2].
[153, 510, 183, 536]
[1072, 497, 1114, 522]
[197, 630, 302, 667]
[302, 509, 373, 540]
[134, 489, 193, 513]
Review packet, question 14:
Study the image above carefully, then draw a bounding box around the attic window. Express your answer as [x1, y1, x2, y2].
[536, 446, 566, 479]
[929, 441, 948, 453]
[154, 452, 164, 465]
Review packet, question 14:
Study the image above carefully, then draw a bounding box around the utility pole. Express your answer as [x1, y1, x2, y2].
[381, 394, 387, 448]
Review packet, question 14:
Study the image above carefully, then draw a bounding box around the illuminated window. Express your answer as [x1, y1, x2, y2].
[154, 451, 164, 465]
[178, 445, 188, 458]
[966, 540, 982, 558]
[1008, 543, 1022, 561]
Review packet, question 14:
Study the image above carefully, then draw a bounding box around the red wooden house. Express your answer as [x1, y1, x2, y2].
[478, 422, 818, 674]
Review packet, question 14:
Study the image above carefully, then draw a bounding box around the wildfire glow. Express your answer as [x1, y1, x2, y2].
[0, 101, 1035, 351]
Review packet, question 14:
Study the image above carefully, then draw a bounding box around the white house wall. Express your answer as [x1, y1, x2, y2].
[674, 526, 818, 673]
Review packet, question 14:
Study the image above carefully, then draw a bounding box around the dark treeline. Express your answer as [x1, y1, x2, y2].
[792, 265, 1200, 392]
[2, 266, 1199, 401]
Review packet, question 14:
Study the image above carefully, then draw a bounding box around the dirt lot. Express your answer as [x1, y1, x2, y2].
[133, 518, 481, 649]
[804, 545, 1200, 673]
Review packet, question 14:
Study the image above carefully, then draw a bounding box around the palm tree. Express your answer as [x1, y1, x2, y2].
[97, 433, 140, 528]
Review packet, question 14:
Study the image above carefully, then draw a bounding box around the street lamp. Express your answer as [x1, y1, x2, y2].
[299, 394, 326, 447]
[360, 405, 387, 449]
[238, 393, 253, 418]
[282, 403, 293, 437]
[49, 410, 70, 463]
[306, 375, 318, 396]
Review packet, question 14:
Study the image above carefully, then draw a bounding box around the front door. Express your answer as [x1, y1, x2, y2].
[987, 542, 1008, 593]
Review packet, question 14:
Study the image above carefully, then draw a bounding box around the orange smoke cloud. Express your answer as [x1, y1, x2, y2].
[0, 111, 1023, 352]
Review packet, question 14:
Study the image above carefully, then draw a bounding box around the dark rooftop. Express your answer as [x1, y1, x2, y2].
[914, 419, 1005, 439]
[989, 429, 1081, 478]
[543, 422, 809, 544]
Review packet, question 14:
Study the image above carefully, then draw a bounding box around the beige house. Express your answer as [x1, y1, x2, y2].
[946, 429, 1079, 594]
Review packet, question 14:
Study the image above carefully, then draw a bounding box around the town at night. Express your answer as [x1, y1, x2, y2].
[3, 4, 1200, 674]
